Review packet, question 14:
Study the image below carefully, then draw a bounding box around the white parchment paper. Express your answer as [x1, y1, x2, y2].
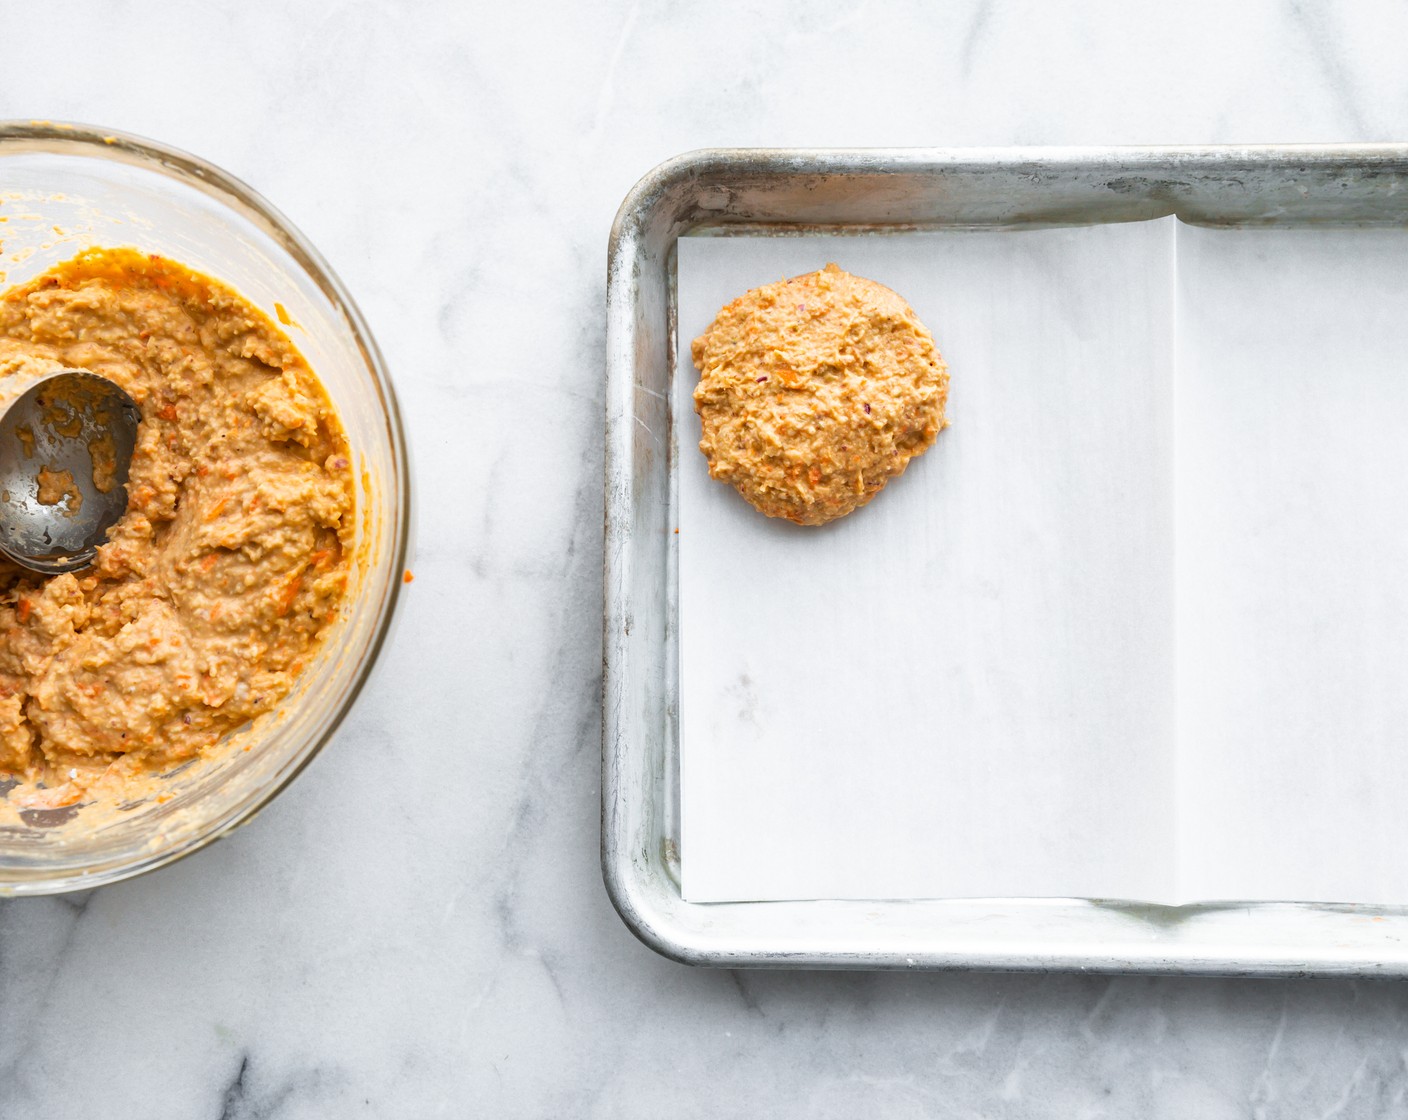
[678, 223, 1179, 902]
[678, 220, 1408, 906]
[1175, 226, 1408, 905]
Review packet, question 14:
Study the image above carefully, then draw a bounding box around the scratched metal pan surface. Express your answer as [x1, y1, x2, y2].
[603, 146, 1408, 974]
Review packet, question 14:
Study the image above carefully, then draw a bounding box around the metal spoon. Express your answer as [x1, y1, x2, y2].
[0, 370, 141, 575]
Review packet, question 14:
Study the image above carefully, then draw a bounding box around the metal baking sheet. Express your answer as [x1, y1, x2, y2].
[602, 145, 1408, 974]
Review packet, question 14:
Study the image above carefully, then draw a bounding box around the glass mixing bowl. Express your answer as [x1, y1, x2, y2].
[0, 122, 412, 894]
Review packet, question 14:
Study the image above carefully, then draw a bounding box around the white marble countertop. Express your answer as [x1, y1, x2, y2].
[4, 1, 1408, 1115]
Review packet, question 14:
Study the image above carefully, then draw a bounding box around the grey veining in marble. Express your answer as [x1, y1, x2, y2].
[3, 0, 1408, 1116]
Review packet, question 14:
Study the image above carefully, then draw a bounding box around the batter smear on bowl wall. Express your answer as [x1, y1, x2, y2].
[691, 263, 949, 526]
[0, 249, 354, 810]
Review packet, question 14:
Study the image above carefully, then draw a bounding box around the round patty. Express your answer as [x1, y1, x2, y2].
[690, 263, 949, 526]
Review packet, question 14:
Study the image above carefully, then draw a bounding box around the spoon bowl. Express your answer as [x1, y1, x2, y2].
[0, 370, 141, 574]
